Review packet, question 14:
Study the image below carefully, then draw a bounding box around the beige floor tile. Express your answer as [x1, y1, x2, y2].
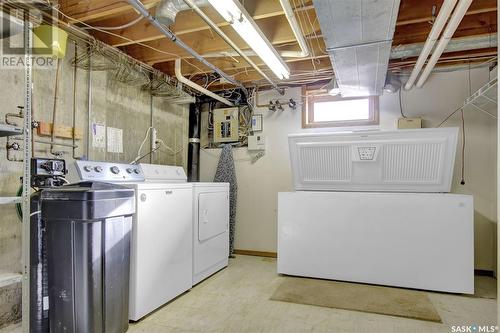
[0, 255, 496, 333]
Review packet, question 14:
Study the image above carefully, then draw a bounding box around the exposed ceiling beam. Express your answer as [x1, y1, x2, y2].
[391, 33, 497, 59]
[206, 52, 496, 90]
[57, 0, 497, 91]
[192, 57, 333, 87]
[59, 0, 159, 23]
[122, 11, 321, 65]
[151, 33, 496, 76]
[90, 0, 313, 47]
[150, 36, 327, 69]
[394, 11, 497, 45]
[396, 0, 496, 26]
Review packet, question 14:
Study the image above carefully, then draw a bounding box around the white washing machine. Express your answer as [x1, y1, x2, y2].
[74, 161, 193, 321]
[191, 183, 229, 285]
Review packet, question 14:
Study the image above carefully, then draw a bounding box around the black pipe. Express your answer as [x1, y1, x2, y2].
[187, 101, 201, 182]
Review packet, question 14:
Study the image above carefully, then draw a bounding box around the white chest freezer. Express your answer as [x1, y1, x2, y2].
[277, 191, 474, 294]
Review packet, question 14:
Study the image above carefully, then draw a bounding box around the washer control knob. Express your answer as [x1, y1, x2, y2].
[110, 166, 120, 174]
[94, 166, 103, 173]
[83, 165, 92, 172]
[134, 169, 140, 174]
[126, 168, 134, 174]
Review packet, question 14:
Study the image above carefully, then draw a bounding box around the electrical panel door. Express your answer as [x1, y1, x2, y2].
[213, 107, 239, 143]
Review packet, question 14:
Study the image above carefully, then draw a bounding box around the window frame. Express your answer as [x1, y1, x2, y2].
[302, 92, 379, 129]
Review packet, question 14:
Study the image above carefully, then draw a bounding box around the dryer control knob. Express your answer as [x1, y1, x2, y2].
[110, 166, 120, 174]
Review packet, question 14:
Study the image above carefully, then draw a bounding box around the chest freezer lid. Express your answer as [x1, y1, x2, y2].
[288, 128, 459, 192]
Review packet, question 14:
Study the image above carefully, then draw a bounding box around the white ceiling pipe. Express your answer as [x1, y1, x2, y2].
[278, 0, 310, 58]
[404, 0, 458, 90]
[174, 59, 234, 106]
[416, 0, 474, 88]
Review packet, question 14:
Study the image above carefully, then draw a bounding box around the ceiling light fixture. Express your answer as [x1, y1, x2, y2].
[206, 0, 290, 80]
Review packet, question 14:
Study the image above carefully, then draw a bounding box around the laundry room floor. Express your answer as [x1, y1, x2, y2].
[1, 255, 497, 333]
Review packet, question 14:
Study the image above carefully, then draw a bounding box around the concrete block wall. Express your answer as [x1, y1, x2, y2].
[0, 43, 189, 327]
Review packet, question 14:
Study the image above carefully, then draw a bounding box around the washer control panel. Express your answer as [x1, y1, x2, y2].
[75, 160, 144, 182]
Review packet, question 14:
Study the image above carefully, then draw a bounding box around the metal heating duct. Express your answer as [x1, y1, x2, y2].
[312, 0, 401, 97]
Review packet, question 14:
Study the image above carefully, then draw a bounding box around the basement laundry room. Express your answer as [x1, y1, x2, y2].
[0, 0, 498, 332]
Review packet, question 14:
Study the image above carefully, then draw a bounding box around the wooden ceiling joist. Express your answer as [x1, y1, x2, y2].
[394, 11, 497, 45]
[122, 10, 321, 65]
[396, 0, 497, 26]
[90, 0, 314, 47]
[58, 0, 497, 89]
[152, 37, 328, 73]
[59, 0, 159, 23]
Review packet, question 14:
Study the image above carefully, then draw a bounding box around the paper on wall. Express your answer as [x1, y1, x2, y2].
[92, 123, 106, 149]
[107, 127, 123, 153]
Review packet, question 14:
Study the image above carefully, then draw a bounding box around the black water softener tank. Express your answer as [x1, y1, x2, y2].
[40, 181, 135, 333]
[30, 191, 49, 333]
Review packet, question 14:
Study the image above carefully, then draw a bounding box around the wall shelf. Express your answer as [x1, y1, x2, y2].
[0, 272, 22, 288]
[0, 197, 21, 205]
[0, 123, 23, 137]
[463, 77, 497, 118]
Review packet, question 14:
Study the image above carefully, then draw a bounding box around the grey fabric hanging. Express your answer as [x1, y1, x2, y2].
[214, 144, 237, 257]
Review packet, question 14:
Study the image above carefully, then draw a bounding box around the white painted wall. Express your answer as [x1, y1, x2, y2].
[200, 67, 497, 271]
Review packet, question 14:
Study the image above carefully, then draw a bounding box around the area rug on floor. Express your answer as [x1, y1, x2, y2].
[270, 277, 442, 323]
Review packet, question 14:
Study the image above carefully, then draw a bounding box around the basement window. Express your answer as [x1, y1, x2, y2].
[303, 94, 379, 128]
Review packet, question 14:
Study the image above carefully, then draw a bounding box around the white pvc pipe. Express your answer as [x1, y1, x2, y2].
[174, 59, 234, 106]
[404, 0, 458, 90]
[416, 0, 474, 88]
[279, 0, 310, 58]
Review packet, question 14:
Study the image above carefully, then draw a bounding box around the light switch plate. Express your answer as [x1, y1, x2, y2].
[248, 135, 266, 151]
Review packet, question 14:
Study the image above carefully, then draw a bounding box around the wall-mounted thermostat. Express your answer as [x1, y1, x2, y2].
[248, 135, 266, 151]
[213, 107, 239, 143]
